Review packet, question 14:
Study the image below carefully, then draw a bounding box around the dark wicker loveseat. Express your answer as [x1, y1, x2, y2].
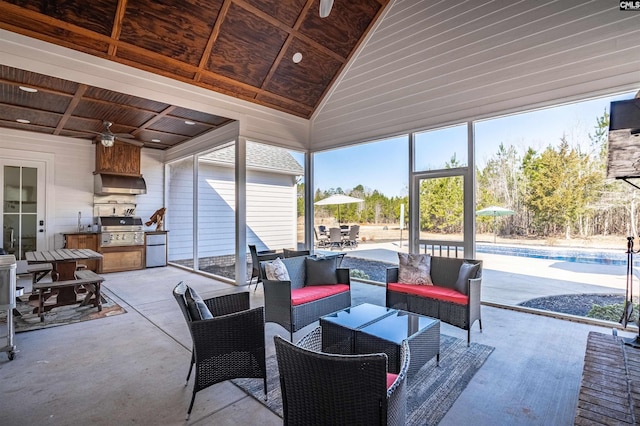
[386, 256, 482, 345]
[261, 255, 351, 341]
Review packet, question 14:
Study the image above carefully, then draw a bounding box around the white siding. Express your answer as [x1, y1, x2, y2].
[167, 159, 298, 261]
[197, 165, 236, 258]
[138, 148, 165, 228]
[312, 0, 640, 149]
[167, 158, 194, 262]
[246, 170, 298, 251]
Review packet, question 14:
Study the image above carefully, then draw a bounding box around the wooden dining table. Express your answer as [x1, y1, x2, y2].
[25, 249, 103, 308]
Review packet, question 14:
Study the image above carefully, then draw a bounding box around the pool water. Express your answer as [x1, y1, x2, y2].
[477, 244, 628, 265]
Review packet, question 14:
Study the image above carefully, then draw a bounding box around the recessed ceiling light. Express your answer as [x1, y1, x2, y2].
[151, 138, 161, 143]
[184, 120, 195, 125]
[293, 52, 303, 64]
[16, 118, 30, 124]
[19, 86, 38, 93]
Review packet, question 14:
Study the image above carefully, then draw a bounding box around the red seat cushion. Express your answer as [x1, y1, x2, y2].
[386, 373, 398, 389]
[388, 283, 468, 305]
[291, 284, 350, 306]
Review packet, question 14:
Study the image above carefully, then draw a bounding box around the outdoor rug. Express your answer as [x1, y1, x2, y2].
[0, 292, 126, 333]
[232, 334, 494, 425]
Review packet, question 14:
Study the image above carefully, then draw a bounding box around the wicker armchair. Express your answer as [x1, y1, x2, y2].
[261, 255, 351, 341]
[274, 327, 409, 426]
[173, 284, 267, 419]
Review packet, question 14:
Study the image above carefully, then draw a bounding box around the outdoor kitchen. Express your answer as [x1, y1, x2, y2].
[63, 141, 167, 273]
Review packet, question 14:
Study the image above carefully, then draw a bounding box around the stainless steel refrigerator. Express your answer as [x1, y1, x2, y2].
[145, 233, 167, 267]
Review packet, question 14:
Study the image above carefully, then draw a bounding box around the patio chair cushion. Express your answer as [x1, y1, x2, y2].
[398, 253, 433, 285]
[387, 373, 399, 389]
[453, 261, 482, 295]
[305, 256, 338, 286]
[388, 282, 469, 305]
[291, 284, 350, 306]
[184, 285, 213, 320]
[265, 257, 290, 281]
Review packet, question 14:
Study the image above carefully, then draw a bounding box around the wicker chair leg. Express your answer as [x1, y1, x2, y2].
[185, 352, 195, 384]
[479, 319, 483, 331]
[263, 376, 268, 400]
[186, 391, 196, 420]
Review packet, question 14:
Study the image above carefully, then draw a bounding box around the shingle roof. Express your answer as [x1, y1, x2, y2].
[200, 142, 303, 176]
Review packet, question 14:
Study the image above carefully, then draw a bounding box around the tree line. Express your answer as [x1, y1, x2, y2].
[306, 110, 638, 239]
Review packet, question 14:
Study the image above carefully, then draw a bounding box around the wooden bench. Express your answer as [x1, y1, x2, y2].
[17, 260, 53, 283]
[32, 270, 105, 322]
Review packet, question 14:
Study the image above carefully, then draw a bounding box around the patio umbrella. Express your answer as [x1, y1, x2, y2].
[315, 194, 364, 224]
[476, 205, 515, 243]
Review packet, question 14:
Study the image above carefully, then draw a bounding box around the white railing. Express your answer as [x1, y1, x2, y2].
[419, 240, 464, 258]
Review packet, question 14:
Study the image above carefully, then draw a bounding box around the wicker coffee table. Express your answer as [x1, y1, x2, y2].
[320, 303, 440, 377]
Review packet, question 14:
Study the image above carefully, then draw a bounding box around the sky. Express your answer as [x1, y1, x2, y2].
[304, 91, 637, 198]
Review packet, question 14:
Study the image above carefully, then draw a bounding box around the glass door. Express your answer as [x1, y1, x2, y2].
[1, 162, 46, 259]
[415, 174, 465, 257]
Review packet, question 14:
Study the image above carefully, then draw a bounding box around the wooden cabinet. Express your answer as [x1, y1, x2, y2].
[100, 246, 145, 273]
[64, 233, 100, 272]
[95, 141, 141, 176]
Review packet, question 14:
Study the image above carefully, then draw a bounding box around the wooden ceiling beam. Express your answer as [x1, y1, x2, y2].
[194, 0, 233, 83]
[0, 77, 75, 98]
[234, 0, 346, 63]
[53, 84, 88, 135]
[108, 0, 129, 57]
[130, 105, 176, 137]
[260, 0, 315, 91]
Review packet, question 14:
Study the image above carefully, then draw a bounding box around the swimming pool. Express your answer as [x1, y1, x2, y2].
[476, 244, 628, 265]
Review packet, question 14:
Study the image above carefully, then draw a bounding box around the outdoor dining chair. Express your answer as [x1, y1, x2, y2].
[328, 227, 344, 250]
[344, 224, 360, 248]
[283, 248, 311, 258]
[249, 244, 278, 292]
[314, 228, 329, 248]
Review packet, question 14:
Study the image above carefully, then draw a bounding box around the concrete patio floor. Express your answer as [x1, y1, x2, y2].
[0, 263, 634, 425]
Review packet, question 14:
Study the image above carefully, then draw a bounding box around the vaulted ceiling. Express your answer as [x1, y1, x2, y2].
[0, 0, 389, 120]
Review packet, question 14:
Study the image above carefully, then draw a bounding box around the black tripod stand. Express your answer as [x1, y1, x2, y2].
[621, 236, 640, 347]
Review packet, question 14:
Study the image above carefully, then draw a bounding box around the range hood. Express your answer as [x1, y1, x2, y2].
[94, 174, 147, 195]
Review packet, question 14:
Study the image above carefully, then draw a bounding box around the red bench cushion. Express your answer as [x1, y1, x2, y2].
[291, 284, 350, 306]
[388, 283, 468, 305]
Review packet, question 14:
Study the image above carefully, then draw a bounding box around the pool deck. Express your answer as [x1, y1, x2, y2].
[345, 242, 629, 306]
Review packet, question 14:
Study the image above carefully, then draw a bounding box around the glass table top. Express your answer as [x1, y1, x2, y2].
[320, 303, 395, 329]
[359, 310, 439, 344]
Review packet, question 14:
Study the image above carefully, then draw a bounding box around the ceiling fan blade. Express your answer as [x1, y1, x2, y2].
[319, 0, 334, 18]
[115, 136, 144, 147]
[113, 133, 135, 139]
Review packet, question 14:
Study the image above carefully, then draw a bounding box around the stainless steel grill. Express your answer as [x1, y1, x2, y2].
[99, 216, 144, 247]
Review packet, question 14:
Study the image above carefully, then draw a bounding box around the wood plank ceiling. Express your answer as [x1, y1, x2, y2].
[0, 0, 389, 150]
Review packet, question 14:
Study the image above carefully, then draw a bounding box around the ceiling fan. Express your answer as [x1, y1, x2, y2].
[85, 121, 143, 148]
[319, 0, 334, 18]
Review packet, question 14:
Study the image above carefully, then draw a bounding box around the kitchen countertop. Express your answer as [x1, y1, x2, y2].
[63, 231, 101, 235]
